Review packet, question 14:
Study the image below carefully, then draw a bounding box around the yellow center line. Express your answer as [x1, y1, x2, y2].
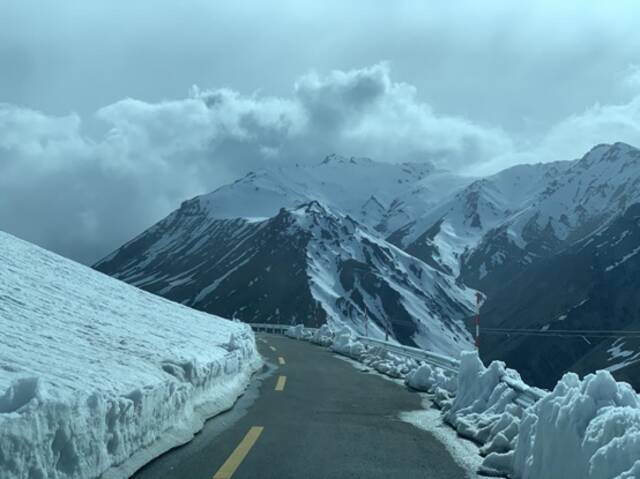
[278, 356, 286, 365]
[275, 375, 287, 391]
[269, 346, 277, 352]
[212, 426, 264, 479]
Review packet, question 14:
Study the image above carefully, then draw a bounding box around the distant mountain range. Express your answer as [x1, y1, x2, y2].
[95, 142, 640, 389]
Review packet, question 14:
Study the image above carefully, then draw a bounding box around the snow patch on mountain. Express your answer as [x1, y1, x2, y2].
[194, 155, 469, 234]
[287, 202, 477, 354]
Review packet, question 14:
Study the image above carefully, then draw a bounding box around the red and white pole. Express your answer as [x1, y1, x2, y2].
[475, 292, 482, 351]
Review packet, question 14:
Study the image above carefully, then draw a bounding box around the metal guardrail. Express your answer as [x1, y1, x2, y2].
[357, 336, 461, 373]
[247, 323, 290, 334]
[252, 323, 546, 407]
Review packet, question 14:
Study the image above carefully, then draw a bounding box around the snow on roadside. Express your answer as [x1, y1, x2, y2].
[286, 323, 640, 479]
[513, 370, 640, 479]
[0, 231, 262, 479]
[400, 403, 482, 478]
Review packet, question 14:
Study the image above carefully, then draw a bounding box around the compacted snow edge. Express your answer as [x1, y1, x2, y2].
[2, 342, 261, 479]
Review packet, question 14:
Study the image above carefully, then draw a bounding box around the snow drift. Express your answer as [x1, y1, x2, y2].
[435, 353, 640, 479]
[513, 370, 640, 479]
[0, 231, 261, 479]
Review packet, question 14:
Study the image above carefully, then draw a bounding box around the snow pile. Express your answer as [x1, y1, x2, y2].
[330, 328, 366, 359]
[513, 370, 640, 479]
[406, 363, 457, 396]
[0, 231, 261, 479]
[285, 323, 333, 345]
[308, 324, 335, 347]
[285, 324, 313, 341]
[288, 323, 435, 380]
[360, 345, 419, 379]
[439, 352, 640, 479]
[325, 327, 417, 378]
[438, 353, 525, 476]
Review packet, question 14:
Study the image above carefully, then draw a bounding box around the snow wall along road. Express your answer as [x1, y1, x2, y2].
[0, 231, 262, 479]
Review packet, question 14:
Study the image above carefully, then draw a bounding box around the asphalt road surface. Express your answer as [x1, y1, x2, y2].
[132, 334, 471, 479]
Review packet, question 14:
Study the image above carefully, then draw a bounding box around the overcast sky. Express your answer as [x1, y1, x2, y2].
[2, 0, 640, 264]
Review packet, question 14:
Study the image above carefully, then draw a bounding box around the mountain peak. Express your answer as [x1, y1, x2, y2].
[294, 200, 328, 215]
[320, 154, 373, 166]
[579, 142, 639, 167]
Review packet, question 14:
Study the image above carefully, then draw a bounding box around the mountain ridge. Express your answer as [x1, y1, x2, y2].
[95, 142, 640, 387]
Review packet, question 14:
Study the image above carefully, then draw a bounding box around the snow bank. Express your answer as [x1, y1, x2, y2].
[442, 353, 640, 479]
[329, 328, 365, 359]
[513, 370, 640, 479]
[360, 345, 418, 378]
[285, 323, 334, 346]
[285, 324, 313, 341]
[326, 328, 417, 377]
[0, 231, 262, 479]
[406, 363, 457, 395]
[308, 324, 335, 346]
[288, 324, 415, 377]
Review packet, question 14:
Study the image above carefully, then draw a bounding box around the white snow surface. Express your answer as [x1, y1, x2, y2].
[0, 231, 261, 479]
[606, 339, 640, 373]
[397, 142, 640, 280]
[197, 155, 470, 233]
[447, 353, 640, 479]
[514, 369, 640, 479]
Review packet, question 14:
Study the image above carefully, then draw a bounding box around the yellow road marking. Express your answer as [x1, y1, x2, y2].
[213, 426, 264, 479]
[269, 346, 277, 352]
[275, 375, 287, 391]
[278, 357, 286, 365]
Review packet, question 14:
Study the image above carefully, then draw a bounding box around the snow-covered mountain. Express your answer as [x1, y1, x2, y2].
[389, 142, 640, 294]
[388, 160, 571, 277]
[95, 200, 478, 355]
[382, 142, 640, 387]
[460, 142, 640, 294]
[191, 154, 472, 233]
[96, 142, 640, 383]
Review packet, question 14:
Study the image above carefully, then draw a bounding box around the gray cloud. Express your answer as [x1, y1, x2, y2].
[1, 64, 514, 263]
[3, 1, 640, 263]
[3, 0, 640, 135]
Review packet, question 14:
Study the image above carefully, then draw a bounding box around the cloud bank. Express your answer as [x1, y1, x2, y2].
[2, 64, 640, 263]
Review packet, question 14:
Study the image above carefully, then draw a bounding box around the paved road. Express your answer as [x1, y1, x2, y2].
[132, 334, 470, 479]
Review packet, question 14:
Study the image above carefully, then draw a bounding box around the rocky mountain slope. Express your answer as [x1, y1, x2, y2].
[480, 201, 640, 389]
[95, 200, 478, 355]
